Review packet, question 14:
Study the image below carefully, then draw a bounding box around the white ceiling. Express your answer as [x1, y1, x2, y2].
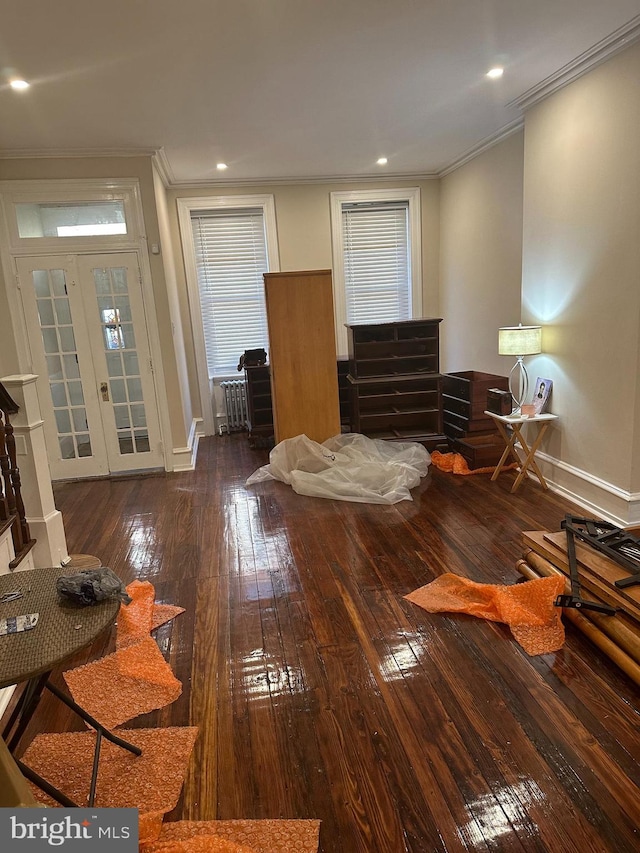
[1, 1, 639, 185]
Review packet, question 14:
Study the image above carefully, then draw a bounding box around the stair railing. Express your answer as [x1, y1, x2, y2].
[0, 381, 36, 569]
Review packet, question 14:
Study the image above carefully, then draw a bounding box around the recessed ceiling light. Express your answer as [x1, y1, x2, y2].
[216, 162, 228, 170]
[10, 79, 30, 90]
[377, 157, 388, 165]
[486, 67, 504, 79]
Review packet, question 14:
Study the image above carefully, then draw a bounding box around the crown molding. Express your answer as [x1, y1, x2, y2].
[0, 18, 638, 188]
[509, 14, 640, 112]
[163, 170, 439, 189]
[0, 146, 159, 160]
[438, 119, 524, 178]
[0, 143, 436, 188]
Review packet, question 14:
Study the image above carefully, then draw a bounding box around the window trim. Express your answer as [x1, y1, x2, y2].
[177, 194, 279, 436]
[330, 187, 422, 356]
[0, 178, 144, 254]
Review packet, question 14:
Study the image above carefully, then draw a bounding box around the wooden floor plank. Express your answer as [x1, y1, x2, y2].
[8, 434, 637, 853]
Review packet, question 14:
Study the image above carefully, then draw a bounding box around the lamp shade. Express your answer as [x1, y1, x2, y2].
[498, 325, 542, 356]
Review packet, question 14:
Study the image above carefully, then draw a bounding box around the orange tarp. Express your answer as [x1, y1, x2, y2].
[63, 635, 182, 729]
[63, 579, 185, 727]
[141, 840, 254, 853]
[23, 727, 198, 812]
[116, 581, 185, 648]
[141, 820, 321, 853]
[116, 580, 156, 648]
[431, 450, 517, 476]
[152, 603, 186, 632]
[405, 573, 566, 655]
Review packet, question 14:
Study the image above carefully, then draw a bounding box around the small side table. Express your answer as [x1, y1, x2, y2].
[484, 411, 559, 493]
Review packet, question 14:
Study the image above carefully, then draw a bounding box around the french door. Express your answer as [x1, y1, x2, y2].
[17, 253, 163, 479]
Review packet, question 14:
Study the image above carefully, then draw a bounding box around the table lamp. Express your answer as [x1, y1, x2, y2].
[498, 324, 542, 414]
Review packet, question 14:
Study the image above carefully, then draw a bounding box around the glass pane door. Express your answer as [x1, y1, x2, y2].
[94, 266, 149, 456]
[16, 256, 109, 479]
[34, 268, 93, 461]
[17, 252, 164, 479]
[77, 254, 163, 473]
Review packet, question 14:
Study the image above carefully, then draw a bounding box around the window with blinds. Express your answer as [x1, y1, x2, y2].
[342, 201, 411, 325]
[190, 208, 270, 376]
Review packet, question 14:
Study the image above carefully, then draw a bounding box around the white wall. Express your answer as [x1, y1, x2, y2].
[439, 131, 524, 375]
[522, 43, 640, 521]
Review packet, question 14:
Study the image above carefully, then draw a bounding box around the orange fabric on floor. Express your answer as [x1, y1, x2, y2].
[142, 838, 255, 853]
[431, 450, 517, 476]
[63, 635, 182, 729]
[142, 821, 321, 853]
[140, 812, 167, 845]
[405, 573, 566, 655]
[22, 727, 198, 812]
[117, 580, 156, 648]
[117, 580, 185, 648]
[152, 604, 186, 632]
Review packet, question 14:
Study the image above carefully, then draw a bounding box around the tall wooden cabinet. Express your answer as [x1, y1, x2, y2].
[263, 269, 341, 444]
[346, 318, 446, 449]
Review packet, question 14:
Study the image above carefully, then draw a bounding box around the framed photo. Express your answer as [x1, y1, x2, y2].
[532, 377, 552, 414]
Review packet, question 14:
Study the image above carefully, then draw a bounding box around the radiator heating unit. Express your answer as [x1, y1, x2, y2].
[220, 380, 249, 433]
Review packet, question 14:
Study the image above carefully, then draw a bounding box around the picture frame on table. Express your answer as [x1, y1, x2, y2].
[532, 377, 552, 414]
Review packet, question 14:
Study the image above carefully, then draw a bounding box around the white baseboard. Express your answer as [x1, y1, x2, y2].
[172, 418, 204, 472]
[532, 450, 640, 527]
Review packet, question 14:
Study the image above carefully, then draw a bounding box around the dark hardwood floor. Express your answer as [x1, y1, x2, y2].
[22, 435, 640, 851]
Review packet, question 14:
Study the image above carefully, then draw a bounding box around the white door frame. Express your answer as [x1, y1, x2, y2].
[0, 178, 172, 473]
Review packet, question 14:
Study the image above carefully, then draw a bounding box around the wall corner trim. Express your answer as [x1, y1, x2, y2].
[438, 119, 524, 178]
[172, 418, 204, 472]
[153, 148, 174, 187]
[509, 14, 640, 112]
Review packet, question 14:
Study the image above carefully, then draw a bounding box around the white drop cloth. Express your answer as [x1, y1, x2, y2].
[246, 433, 431, 504]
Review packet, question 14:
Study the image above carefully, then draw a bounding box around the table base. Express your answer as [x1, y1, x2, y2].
[3, 675, 141, 807]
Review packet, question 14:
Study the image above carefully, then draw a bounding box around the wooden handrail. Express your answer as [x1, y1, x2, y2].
[0, 382, 19, 416]
[0, 381, 36, 569]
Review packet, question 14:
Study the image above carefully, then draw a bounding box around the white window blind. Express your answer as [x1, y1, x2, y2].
[342, 201, 411, 325]
[191, 208, 269, 376]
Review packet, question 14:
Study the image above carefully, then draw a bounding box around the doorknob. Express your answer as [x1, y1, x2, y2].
[100, 382, 109, 402]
